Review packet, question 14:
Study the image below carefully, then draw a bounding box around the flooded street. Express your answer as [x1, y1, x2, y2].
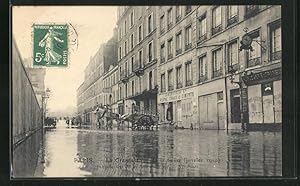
[13, 120, 281, 177]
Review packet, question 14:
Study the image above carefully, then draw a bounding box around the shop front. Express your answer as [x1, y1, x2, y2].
[242, 67, 282, 131]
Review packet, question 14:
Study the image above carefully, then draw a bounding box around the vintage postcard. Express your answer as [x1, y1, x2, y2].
[11, 5, 282, 178]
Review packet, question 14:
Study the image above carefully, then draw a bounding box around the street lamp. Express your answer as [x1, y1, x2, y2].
[42, 88, 51, 129]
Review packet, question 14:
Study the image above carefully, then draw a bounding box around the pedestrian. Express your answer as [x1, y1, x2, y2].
[166, 102, 173, 125]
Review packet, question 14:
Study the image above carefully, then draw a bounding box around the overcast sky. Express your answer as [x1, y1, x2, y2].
[13, 6, 117, 112]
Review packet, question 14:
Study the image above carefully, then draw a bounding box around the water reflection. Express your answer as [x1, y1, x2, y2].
[17, 120, 282, 177]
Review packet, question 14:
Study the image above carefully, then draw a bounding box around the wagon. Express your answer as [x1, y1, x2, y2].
[118, 113, 159, 130]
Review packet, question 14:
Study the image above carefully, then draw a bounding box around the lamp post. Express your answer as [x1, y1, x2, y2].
[42, 88, 51, 129]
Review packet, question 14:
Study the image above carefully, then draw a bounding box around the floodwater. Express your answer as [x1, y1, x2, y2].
[13, 120, 282, 177]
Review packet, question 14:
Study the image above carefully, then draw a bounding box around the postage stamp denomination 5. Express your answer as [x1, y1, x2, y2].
[33, 24, 68, 67]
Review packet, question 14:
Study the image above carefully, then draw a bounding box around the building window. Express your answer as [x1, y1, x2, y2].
[160, 14, 165, 34]
[270, 20, 282, 61]
[185, 25, 192, 50]
[168, 69, 174, 91]
[227, 6, 238, 26]
[125, 83, 128, 98]
[198, 13, 207, 42]
[262, 82, 273, 96]
[198, 55, 207, 83]
[125, 61, 128, 76]
[149, 71, 153, 90]
[119, 46, 122, 60]
[148, 14, 153, 34]
[131, 56, 134, 73]
[130, 11, 134, 27]
[227, 40, 239, 72]
[161, 73, 166, 92]
[167, 8, 173, 29]
[138, 25, 143, 43]
[124, 20, 127, 34]
[247, 31, 261, 67]
[167, 38, 173, 60]
[217, 92, 223, 101]
[185, 6, 192, 15]
[176, 6, 182, 22]
[212, 6, 222, 35]
[176, 6, 182, 21]
[130, 33, 134, 50]
[245, 5, 259, 19]
[176, 65, 182, 89]
[138, 49, 143, 67]
[148, 41, 153, 62]
[160, 43, 165, 63]
[124, 41, 127, 55]
[212, 48, 223, 78]
[132, 80, 135, 96]
[185, 61, 192, 86]
[176, 31, 182, 55]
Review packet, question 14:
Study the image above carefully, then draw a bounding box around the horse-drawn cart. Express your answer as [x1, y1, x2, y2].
[120, 113, 159, 130]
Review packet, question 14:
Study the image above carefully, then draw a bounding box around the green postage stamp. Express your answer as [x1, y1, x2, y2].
[33, 24, 68, 67]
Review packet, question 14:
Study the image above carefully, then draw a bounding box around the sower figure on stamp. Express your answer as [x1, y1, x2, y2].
[38, 26, 64, 64]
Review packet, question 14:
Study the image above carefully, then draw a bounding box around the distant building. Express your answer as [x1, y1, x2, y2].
[76, 29, 118, 126]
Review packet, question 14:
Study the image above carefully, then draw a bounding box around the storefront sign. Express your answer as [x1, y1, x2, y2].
[242, 68, 281, 85]
[159, 89, 195, 103]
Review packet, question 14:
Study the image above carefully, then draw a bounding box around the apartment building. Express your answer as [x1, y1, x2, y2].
[157, 5, 281, 130]
[116, 6, 158, 115]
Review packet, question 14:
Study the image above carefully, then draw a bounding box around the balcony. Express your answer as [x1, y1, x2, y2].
[185, 43, 192, 51]
[168, 53, 173, 60]
[103, 87, 112, 93]
[212, 69, 223, 78]
[176, 82, 183, 89]
[247, 57, 261, 68]
[244, 6, 260, 19]
[167, 22, 173, 30]
[198, 75, 208, 83]
[212, 25, 222, 35]
[198, 33, 207, 43]
[227, 15, 238, 27]
[271, 51, 281, 61]
[228, 63, 240, 74]
[185, 7, 192, 15]
[133, 62, 144, 76]
[176, 48, 182, 56]
[168, 85, 174, 91]
[176, 16, 182, 23]
[186, 80, 193, 86]
[120, 70, 129, 83]
[160, 28, 165, 35]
